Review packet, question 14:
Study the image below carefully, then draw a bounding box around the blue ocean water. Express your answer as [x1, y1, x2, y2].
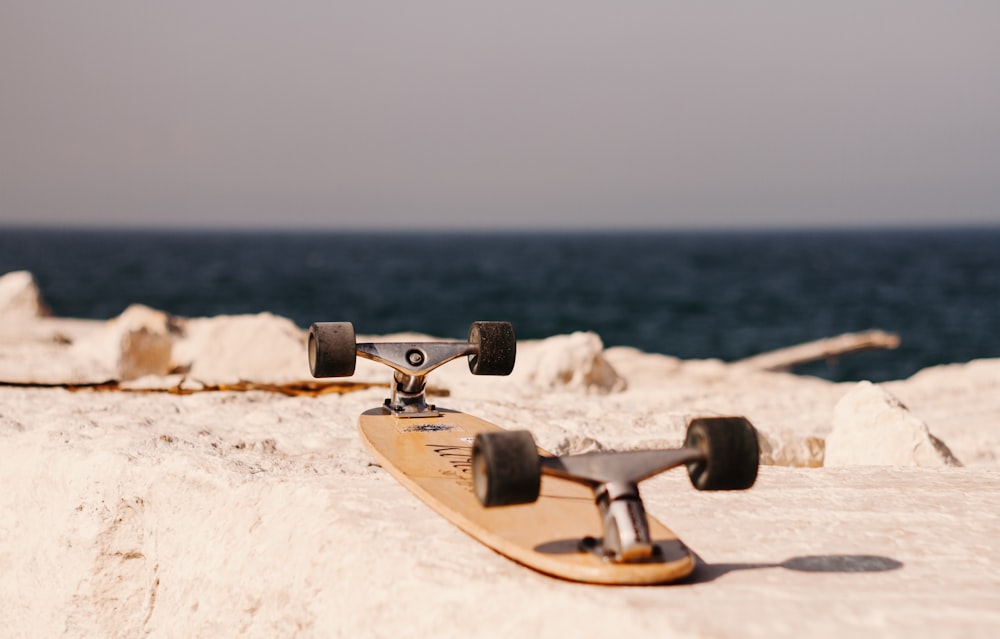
[2, 227, 998, 382]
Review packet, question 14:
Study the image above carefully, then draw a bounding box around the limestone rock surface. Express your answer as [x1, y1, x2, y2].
[825, 381, 961, 467]
[510, 331, 626, 393]
[0, 270, 49, 319]
[2, 270, 999, 637]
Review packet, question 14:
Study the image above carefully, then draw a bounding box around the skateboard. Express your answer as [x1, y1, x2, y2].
[308, 321, 759, 585]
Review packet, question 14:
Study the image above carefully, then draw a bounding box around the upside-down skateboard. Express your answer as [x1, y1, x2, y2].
[308, 321, 759, 585]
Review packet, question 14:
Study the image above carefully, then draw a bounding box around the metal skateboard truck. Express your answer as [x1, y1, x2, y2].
[308, 321, 515, 416]
[473, 418, 759, 563]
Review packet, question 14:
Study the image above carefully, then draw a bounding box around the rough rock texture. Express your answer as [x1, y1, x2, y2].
[172, 312, 310, 384]
[825, 381, 962, 467]
[758, 431, 825, 468]
[2, 275, 999, 637]
[2, 384, 998, 638]
[69, 304, 182, 380]
[0, 307, 308, 386]
[509, 331, 626, 393]
[886, 359, 1000, 466]
[0, 270, 50, 319]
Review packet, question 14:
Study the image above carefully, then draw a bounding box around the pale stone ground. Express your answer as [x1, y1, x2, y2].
[1, 271, 998, 638]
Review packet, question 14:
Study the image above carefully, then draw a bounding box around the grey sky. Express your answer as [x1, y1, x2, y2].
[2, 1, 998, 230]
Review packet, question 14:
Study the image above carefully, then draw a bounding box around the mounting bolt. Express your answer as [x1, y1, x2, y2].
[406, 349, 425, 367]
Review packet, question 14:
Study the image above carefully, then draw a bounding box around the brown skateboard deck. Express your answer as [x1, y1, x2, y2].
[359, 407, 696, 585]
[308, 321, 758, 585]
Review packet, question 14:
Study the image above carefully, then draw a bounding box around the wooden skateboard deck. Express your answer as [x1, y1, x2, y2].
[359, 407, 696, 585]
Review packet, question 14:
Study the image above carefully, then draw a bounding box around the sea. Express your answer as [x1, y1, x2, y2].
[2, 226, 999, 383]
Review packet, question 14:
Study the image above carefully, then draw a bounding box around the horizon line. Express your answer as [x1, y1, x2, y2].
[4, 220, 1000, 235]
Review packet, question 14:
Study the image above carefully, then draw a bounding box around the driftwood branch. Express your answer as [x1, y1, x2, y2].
[734, 330, 901, 372]
[0, 379, 441, 398]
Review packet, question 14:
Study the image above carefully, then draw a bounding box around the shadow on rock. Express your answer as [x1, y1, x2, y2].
[684, 554, 903, 584]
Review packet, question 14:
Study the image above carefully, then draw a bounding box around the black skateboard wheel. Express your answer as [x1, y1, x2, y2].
[684, 416, 760, 491]
[308, 322, 357, 378]
[468, 321, 516, 376]
[472, 430, 541, 507]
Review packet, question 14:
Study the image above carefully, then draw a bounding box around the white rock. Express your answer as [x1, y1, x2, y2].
[825, 380, 961, 467]
[0, 270, 50, 319]
[69, 304, 181, 380]
[511, 332, 626, 393]
[173, 312, 310, 384]
[758, 431, 825, 468]
[4, 312, 1000, 636]
[115, 304, 182, 379]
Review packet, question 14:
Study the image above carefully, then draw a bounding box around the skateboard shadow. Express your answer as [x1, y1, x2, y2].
[680, 553, 904, 584]
[534, 540, 902, 585]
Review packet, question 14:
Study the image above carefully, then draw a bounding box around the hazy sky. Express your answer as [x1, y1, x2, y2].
[2, 1, 998, 231]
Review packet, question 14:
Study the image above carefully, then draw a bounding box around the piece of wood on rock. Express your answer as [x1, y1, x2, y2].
[825, 380, 961, 467]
